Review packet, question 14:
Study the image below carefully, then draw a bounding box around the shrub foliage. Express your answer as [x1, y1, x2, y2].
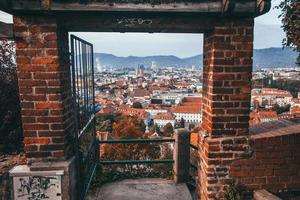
[0, 40, 22, 154]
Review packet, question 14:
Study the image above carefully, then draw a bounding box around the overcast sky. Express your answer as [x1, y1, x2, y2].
[0, 0, 284, 58]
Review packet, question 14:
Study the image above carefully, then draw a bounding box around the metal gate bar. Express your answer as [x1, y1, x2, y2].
[70, 34, 97, 200]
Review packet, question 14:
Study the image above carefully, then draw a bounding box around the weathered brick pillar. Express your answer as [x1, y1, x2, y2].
[198, 18, 254, 199]
[14, 15, 74, 161]
[12, 15, 77, 199]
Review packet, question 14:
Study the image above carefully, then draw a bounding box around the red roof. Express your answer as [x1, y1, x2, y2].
[172, 105, 201, 114]
[291, 106, 300, 114]
[291, 98, 300, 104]
[117, 105, 150, 120]
[154, 112, 175, 120]
[252, 88, 292, 98]
[145, 104, 171, 110]
[130, 89, 151, 98]
[172, 97, 202, 114]
[257, 111, 278, 119]
[182, 97, 202, 103]
[250, 111, 279, 125]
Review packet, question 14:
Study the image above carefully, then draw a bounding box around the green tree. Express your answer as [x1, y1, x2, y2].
[277, 0, 300, 65]
[180, 118, 185, 128]
[0, 40, 22, 154]
[149, 123, 160, 134]
[163, 123, 174, 137]
[273, 103, 291, 114]
[101, 115, 160, 171]
[188, 123, 195, 131]
[132, 101, 143, 109]
[96, 113, 117, 132]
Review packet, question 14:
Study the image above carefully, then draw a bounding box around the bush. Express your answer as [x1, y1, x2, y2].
[225, 183, 242, 200]
[0, 40, 22, 155]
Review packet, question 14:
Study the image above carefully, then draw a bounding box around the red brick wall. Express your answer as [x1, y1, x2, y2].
[197, 124, 300, 200]
[199, 18, 254, 199]
[230, 125, 300, 194]
[198, 135, 251, 199]
[14, 15, 75, 161]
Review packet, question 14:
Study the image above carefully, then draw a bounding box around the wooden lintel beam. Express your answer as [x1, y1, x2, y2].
[0, 22, 13, 39]
[6, 0, 270, 17]
[0, 0, 11, 12]
[60, 13, 216, 33]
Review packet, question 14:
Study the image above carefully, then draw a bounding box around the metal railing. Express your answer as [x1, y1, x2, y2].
[97, 132, 199, 189]
[98, 138, 175, 165]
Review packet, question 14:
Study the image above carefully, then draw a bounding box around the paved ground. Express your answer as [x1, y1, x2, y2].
[87, 178, 193, 200]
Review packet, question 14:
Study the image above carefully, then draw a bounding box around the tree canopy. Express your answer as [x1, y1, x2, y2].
[132, 101, 143, 109]
[100, 115, 160, 171]
[277, 0, 300, 65]
[0, 40, 22, 154]
[163, 123, 174, 137]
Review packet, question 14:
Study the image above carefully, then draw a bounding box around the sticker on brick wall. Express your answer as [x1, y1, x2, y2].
[13, 175, 62, 200]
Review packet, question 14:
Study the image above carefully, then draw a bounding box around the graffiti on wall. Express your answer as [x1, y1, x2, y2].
[117, 17, 153, 27]
[13, 176, 62, 200]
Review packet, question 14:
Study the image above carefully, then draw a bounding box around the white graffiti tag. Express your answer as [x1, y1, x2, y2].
[117, 17, 153, 27]
[16, 176, 57, 200]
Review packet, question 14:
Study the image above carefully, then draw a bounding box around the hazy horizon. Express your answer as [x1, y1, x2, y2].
[95, 46, 288, 59]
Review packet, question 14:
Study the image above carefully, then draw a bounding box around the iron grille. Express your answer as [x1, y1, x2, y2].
[70, 34, 98, 200]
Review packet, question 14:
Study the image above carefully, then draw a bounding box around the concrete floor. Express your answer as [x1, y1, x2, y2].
[87, 178, 193, 200]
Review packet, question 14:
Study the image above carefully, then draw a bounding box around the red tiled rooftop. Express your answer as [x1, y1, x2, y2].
[252, 88, 292, 98]
[154, 112, 175, 120]
[172, 105, 201, 114]
[117, 104, 149, 119]
[257, 111, 278, 119]
[182, 97, 202, 103]
[291, 98, 300, 104]
[249, 119, 300, 135]
[130, 89, 151, 98]
[145, 104, 171, 110]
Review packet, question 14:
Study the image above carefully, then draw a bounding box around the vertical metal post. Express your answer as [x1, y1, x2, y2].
[173, 128, 190, 183]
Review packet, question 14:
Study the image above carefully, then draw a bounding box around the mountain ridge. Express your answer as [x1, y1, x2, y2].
[94, 47, 298, 70]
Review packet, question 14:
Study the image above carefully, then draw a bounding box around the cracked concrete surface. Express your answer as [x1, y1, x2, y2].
[87, 178, 193, 200]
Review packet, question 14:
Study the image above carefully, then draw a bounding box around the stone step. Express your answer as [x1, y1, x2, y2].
[87, 178, 193, 200]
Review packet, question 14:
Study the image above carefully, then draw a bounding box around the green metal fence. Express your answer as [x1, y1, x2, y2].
[98, 138, 175, 165]
[96, 136, 199, 192]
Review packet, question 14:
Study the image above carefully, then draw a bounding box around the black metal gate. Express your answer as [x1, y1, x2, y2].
[70, 34, 98, 200]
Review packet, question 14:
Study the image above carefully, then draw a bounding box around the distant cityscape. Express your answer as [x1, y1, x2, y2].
[93, 47, 299, 70]
[94, 59, 300, 140]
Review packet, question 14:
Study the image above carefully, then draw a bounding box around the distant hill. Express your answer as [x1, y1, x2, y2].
[94, 53, 202, 69]
[94, 47, 298, 70]
[253, 47, 298, 69]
